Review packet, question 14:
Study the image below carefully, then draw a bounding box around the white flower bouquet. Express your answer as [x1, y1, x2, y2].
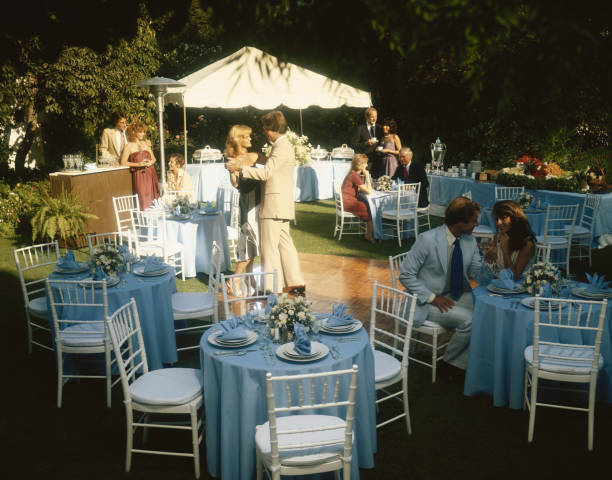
[266, 294, 314, 341]
[517, 192, 534, 210]
[523, 261, 561, 295]
[374, 175, 392, 191]
[262, 128, 313, 166]
[170, 195, 191, 215]
[92, 243, 124, 276]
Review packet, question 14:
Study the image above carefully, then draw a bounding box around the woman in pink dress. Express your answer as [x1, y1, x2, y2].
[341, 153, 375, 243]
[378, 117, 402, 177]
[120, 121, 160, 210]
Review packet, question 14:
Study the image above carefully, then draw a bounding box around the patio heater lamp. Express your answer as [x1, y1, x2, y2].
[135, 77, 186, 193]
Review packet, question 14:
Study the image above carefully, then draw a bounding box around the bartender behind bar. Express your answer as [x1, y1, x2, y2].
[99, 112, 128, 164]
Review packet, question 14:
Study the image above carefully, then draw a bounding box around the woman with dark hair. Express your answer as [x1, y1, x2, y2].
[120, 121, 160, 210]
[378, 117, 402, 177]
[484, 200, 536, 279]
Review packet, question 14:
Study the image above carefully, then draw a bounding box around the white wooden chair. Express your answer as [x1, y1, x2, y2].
[130, 209, 185, 281]
[333, 181, 365, 240]
[46, 279, 114, 408]
[255, 365, 359, 480]
[523, 296, 608, 450]
[381, 182, 420, 247]
[369, 281, 417, 433]
[534, 243, 551, 264]
[536, 204, 578, 275]
[14, 241, 61, 353]
[87, 232, 125, 258]
[570, 193, 601, 266]
[113, 194, 140, 242]
[389, 253, 449, 383]
[221, 270, 278, 319]
[417, 180, 431, 232]
[464, 192, 495, 240]
[106, 299, 204, 477]
[495, 186, 524, 201]
[172, 241, 222, 352]
[225, 187, 241, 262]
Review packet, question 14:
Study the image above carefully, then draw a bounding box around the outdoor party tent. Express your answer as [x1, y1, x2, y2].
[165, 46, 372, 157]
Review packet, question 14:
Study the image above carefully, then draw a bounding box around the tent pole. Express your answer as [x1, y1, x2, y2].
[299, 109, 303, 136]
[183, 95, 188, 162]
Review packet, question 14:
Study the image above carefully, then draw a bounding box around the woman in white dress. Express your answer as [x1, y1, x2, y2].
[484, 200, 536, 279]
[224, 125, 260, 295]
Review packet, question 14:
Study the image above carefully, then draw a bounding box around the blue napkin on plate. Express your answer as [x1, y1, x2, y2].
[491, 268, 516, 290]
[585, 273, 611, 293]
[217, 315, 249, 341]
[143, 255, 165, 273]
[293, 323, 311, 355]
[204, 201, 214, 211]
[59, 250, 80, 270]
[264, 293, 278, 315]
[327, 302, 356, 327]
[92, 265, 109, 281]
[540, 282, 553, 298]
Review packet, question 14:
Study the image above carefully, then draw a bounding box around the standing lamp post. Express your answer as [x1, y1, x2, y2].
[135, 77, 185, 194]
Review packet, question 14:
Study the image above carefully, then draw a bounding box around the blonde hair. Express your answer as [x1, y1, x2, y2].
[351, 153, 368, 171]
[224, 125, 252, 158]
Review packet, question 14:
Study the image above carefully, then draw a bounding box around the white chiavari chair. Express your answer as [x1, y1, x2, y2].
[381, 182, 420, 247]
[113, 194, 140, 242]
[221, 270, 278, 319]
[536, 204, 578, 275]
[87, 232, 125, 258]
[495, 186, 524, 201]
[570, 193, 601, 267]
[333, 181, 365, 240]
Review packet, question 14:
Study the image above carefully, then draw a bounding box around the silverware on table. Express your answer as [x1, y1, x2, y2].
[214, 349, 257, 357]
[335, 338, 360, 343]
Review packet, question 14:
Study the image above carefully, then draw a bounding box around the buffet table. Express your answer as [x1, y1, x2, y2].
[427, 175, 612, 247]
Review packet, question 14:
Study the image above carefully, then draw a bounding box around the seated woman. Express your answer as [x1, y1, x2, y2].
[167, 153, 194, 202]
[484, 200, 536, 279]
[341, 153, 375, 243]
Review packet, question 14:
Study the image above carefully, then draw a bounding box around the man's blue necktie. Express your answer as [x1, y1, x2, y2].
[450, 238, 464, 298]
[369, 125, 375, 137]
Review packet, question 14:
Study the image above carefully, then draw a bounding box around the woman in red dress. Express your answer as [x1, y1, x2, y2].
[120, 121, 160, 210]
[341, 153, 375, 243]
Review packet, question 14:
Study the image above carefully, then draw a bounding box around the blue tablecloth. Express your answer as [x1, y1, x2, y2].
[427, 175, 612, 247]
[199, 327, 377, 480]
[166, 212, 231, 277]
[48, 268, 178, 370]
[481, 207, 547, 236]
[464, 286, 612, 409]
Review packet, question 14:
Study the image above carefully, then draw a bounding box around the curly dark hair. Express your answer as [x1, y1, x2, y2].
[381, 117, 398, 134]
[492, 200, 536, 252]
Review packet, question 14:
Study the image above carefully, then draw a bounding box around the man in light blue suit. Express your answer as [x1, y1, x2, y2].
[399, 196, 483, 369]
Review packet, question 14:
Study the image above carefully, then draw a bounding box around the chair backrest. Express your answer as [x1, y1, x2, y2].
[542, 204, 578, 241]
[461, 190, 472, 199]
[14, 241, 61, 303]
[221, 270, 278, 318]
[579, 193, 602, 233]
[534, 243, 551, 264]
[532, 297, 607, 373]
[113, 194, 140, 234]
[106, 299, 149, 400]
[388, 252, 410, 290]
[369, 281, 417, 362]
[495, 186, 524, 201]
[130, 209, 167, 257]
[216, 184, 236, 225]
[46, 279, 109, 344]
[87, 232, 124, 258]
[395, 183, 419, 216]
[333, 181, 345, 214]
[264, 365, 359, 471]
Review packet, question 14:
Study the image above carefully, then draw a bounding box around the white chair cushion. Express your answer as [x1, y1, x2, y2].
[567, 225, 589, 236]
[255, 414, 348, 466]
[417, 320, 448, 331]
[59, 323, 106, 347]
[374, 349, 402, 383]
[28, 296, 49, 318]
[524, 345, 604, 374]
[536, 235, 569, 246]
[130, 368, 203, 406]
[172, 292, 215, 314]
[381, 208, 416, 219]
[341, 211, 358, 218]
[473, 225, 494, 234]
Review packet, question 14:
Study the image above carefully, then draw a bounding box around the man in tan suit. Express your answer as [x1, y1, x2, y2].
[226, 111, 305, 294]
[99, 112, 128, 162]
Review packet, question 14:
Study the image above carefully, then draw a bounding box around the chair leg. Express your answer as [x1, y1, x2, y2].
[403, 382, 412, 435]
[256, 446, 263, 480]
[125, 406, 134, 472]
[105, 345, 112, 408]
[56, 349, 64, 408]
[588, 378, 597, 451]
[26, 310, 33, 354]
[527, 371, 538, 443]
[339, 217, 344, 241]
[431, 331, 438, 384]
[190, 407, 201, 479]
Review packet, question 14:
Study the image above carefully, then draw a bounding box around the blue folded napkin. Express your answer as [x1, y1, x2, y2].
[491, 268, 517, 290]
[264, 293, 278, 315]
[327, 302, 356, 327]
[204, 201, 214, 212]
[293, 323, 311, 355]
[217, 315, 249, 341]
[117, 245, 130, 264]
[585, 273, 611, 293]
[540, 282, 553, 298]
[143, 255, 165, 273]
[92, 265, 109, 281]
[59, 250, 80, 270]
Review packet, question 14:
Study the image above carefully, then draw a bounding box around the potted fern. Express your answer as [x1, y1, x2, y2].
[31, 189, 98, 248]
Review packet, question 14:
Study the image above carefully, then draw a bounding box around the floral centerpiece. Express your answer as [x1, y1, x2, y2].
[516, 191, 534, 210]
[374, 175, 392, 191]
[522, 261, 561, 295]
[170, 195, 191, 215]
[266, 294, 315, 341]
[262, 128, 312, 166]
[92, 243, 124, 276]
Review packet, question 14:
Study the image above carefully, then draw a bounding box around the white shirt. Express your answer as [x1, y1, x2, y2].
[115, 130, 127, 153]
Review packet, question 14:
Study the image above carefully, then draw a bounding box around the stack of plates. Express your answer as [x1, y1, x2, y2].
[54, 263, 90, 274]
[208, 330, 258, 348]
[80, 276, 120, 288]
[199, 209, 219, 215]
[320, 318, 363, 334]
[133, 265, 169, 277]
[487, 284, 527, 295]
[571, 287, 612, 300]
[521, 297, 568, 310]
[170, 213, 191, 221]
[276, 341, 329, 362]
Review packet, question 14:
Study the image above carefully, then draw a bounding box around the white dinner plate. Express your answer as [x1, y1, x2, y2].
[133, 265, 169, 277]
[170, 214, 191, 221]
[80, 276, 120, 288]
[321, 319, 363, 334]
[54, 262, 90, 274]
[487, 284, 527, 295]
[199, 209, 219, 215]
[208, 330, 258, 348]
[276, 341, 328, 362]
[571, 287, 612, 300]
[521, 297, 568, 310]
